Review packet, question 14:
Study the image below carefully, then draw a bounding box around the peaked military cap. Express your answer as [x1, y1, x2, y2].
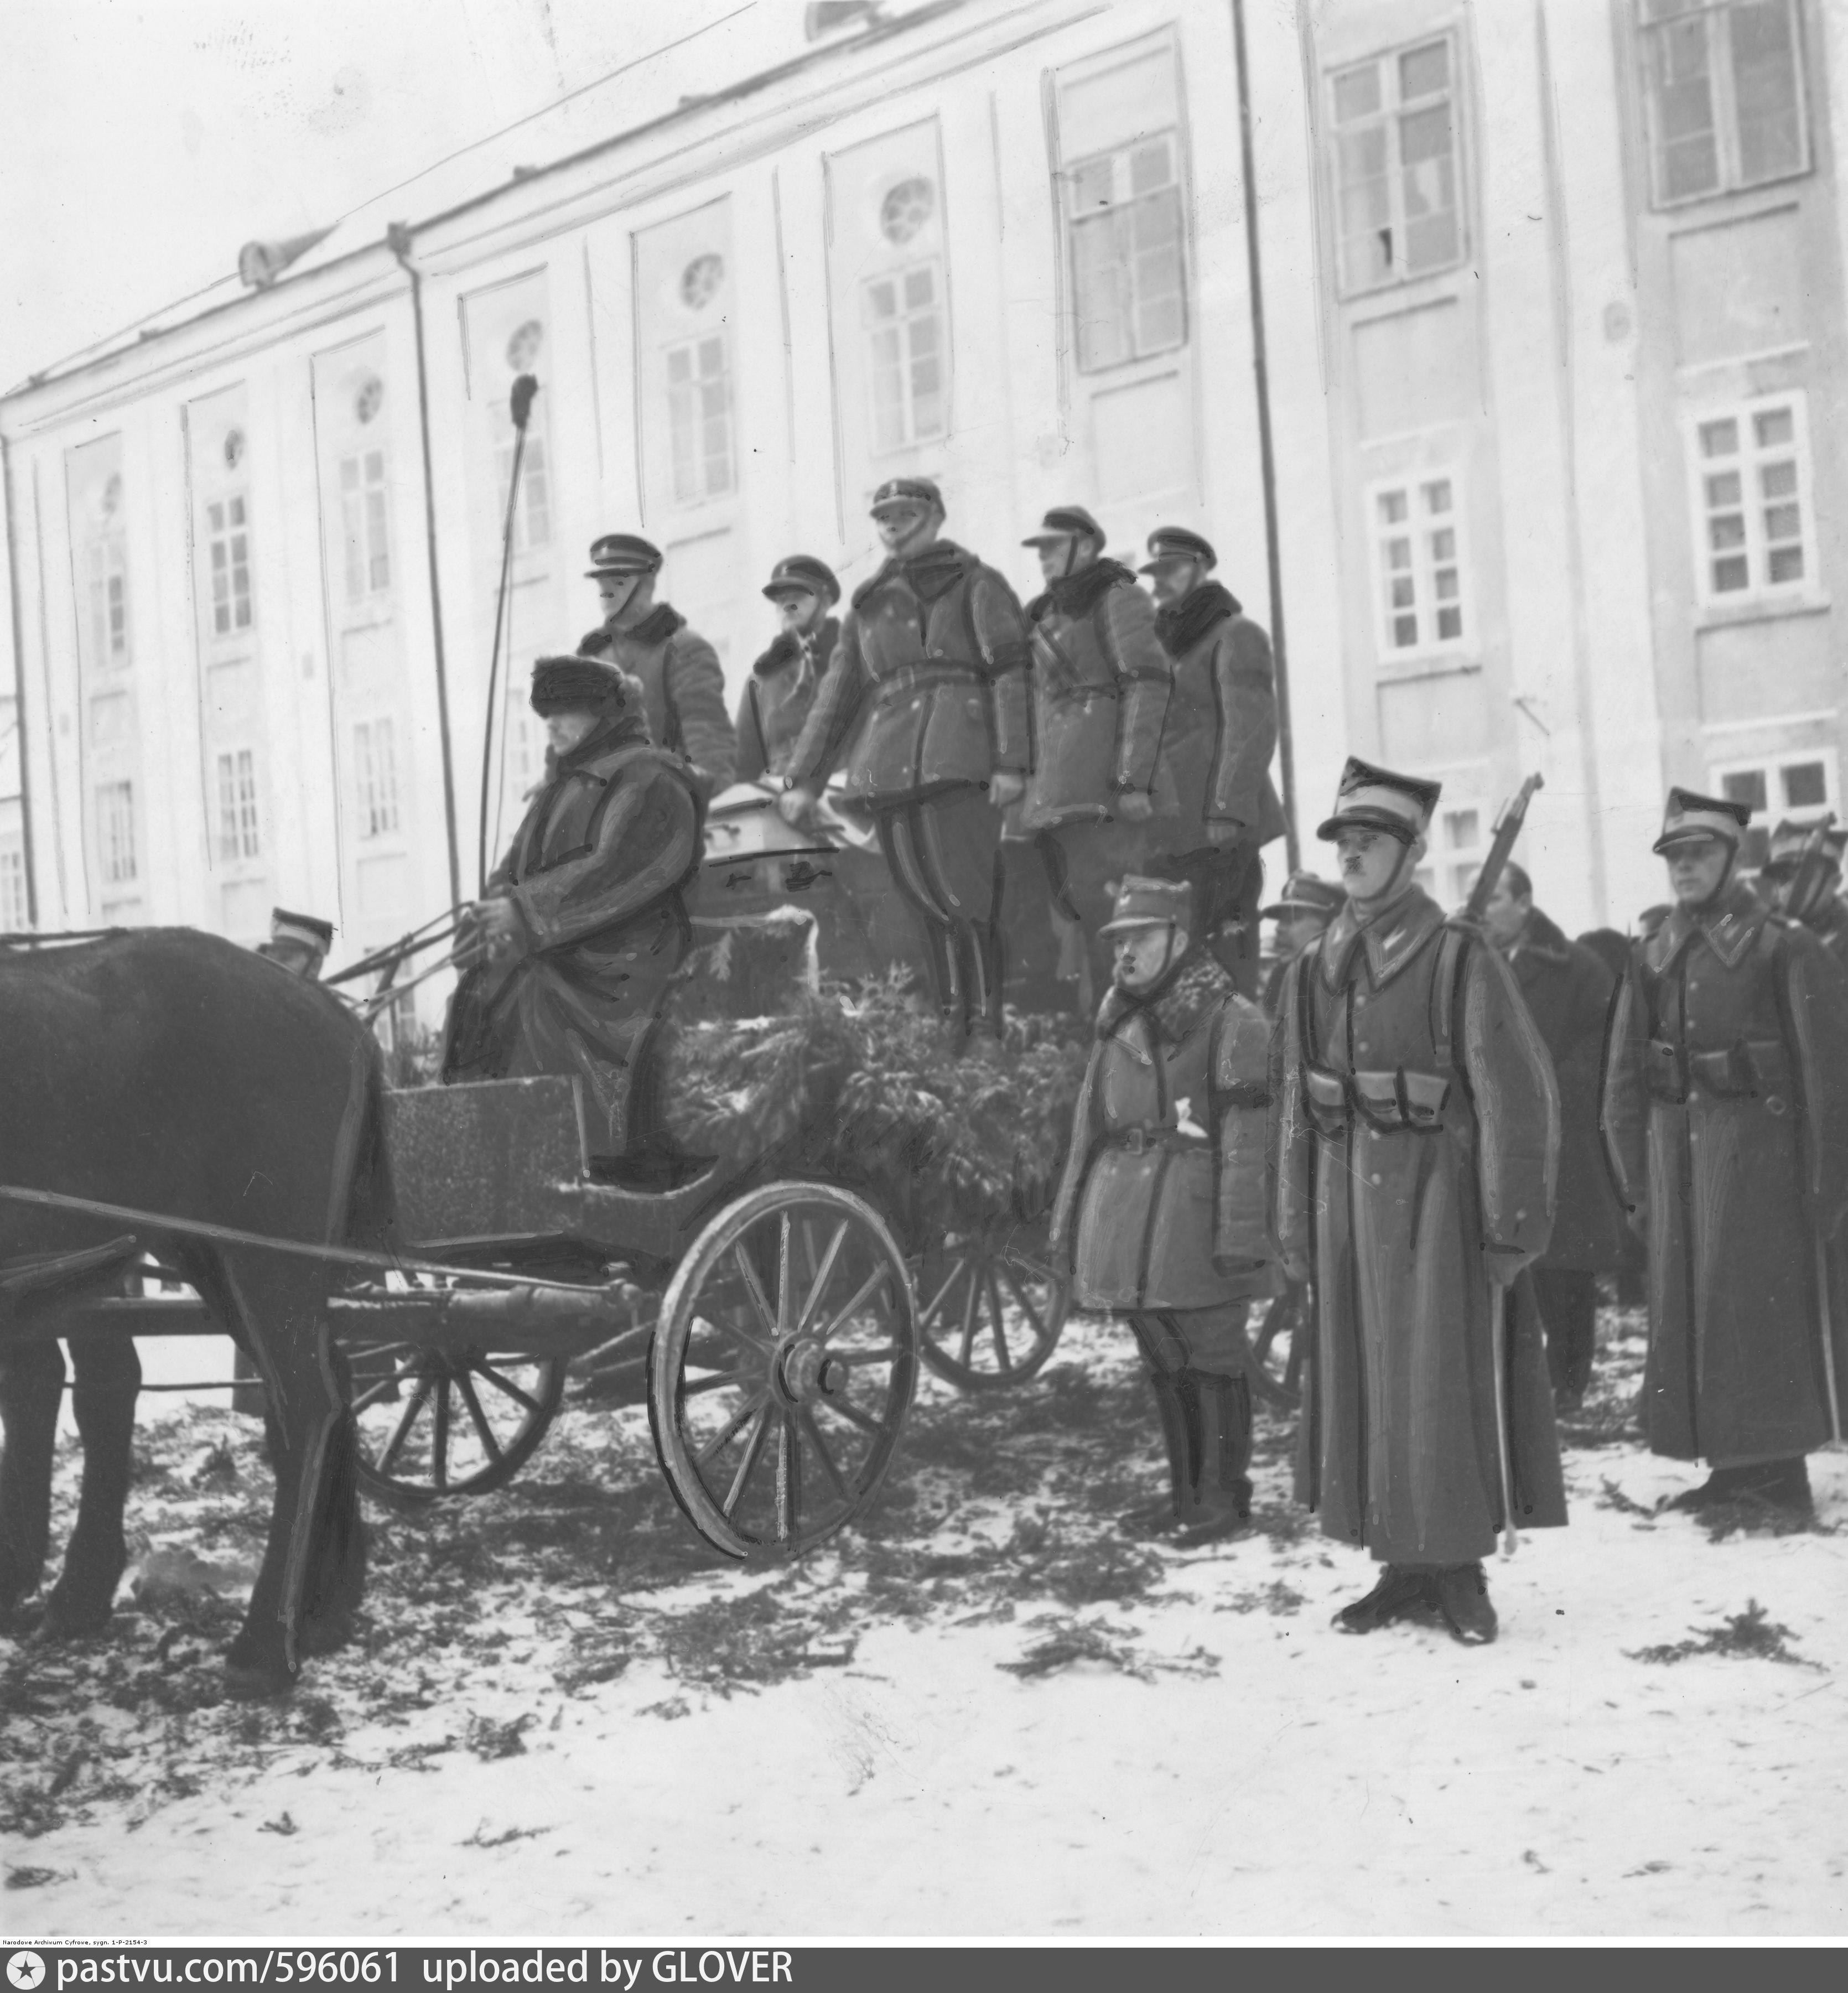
[1316, 756, 1442, 844]
[1766, 817, 1847, 869]
[530, 654, 632, 715]
[1652, 786, 1751, 855]
[1021, 505, 1105, 548]
[761, 554, 841, 604]
[1139, 525, 1218, 574]
[270, 908, 334, 949]
[1260, 871, 1346, 921]
[585, 533, 662, 579]
[1099, 875, 1193, 935]
[870, 476, 944, 517]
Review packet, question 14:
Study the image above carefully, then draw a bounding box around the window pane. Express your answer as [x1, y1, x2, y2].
[1650, 18, 1720, 201]
[1763, 502, 1802, 542]
[1072, 212, 1130, 372]
[902, 267, 935, 311]
[1390, 577, 1415, 609]
[1071, 157, 1115, 212]
[208, 501, 224, 533]
[1699, 418, 1739, 457]
[1754, 406, 1794, 449]
[1722, 769, 1768, 812]
[1129, 138, 1173, 198]
[1130, 189, 1186, 355]
[1768, 545, 1805, 583]
[1731, 0, 1805, 185]
[1399, 41, 1449, 100]
[667, 347, 691, 383]
[1332, 63, 1381, 123]
[1705, 470, 1742, 506]
[1436, 605, 1463, 641]
[1387, 540, 1412, 571]
[340, 459, 359, 492]
[1378, 490, 1408, 526]
[1400, 105, 1458, 273]
[1423, 479, 1453, 515]
[1760, 459, 1798, 499]
[1783, 761, 1828, 808]
[1430, 528, 1457, 562]
[1392, 614, 1419, 647]
[1434, 569, 1458, 600]
[1712, 554, 1750, 591]
[1445, 809, 1479, 849]
[1337, 126, 1393, 288]
[1707, 513, 1746, 550]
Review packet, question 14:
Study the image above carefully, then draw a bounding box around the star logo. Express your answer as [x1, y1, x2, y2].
[8, 1954, 47, 1991]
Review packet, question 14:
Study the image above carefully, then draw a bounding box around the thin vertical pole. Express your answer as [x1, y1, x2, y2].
[0, 434, 40, 925]
[1232, 0, 1301, 874]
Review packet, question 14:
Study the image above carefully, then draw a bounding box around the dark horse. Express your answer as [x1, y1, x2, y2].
[0, 929, 392, 1695]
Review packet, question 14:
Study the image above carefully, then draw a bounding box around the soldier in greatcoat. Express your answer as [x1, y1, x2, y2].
[1015, 506, 1172, 1001]
[1600, 790, 1848, 1518]
[443, 656, 703, 1165]
[575, 534, 736, 800]
[1136, 527, 1288, 999]
[1259, 871, 1345, 1019]
[735, 556, 840, 786]
[780, 478, 1032, 1042]
[1481, 863, 1632, 1409]
[1272, 758, 1565, 1645]
[1761, 818, 1848, 969]
[1051, 877, 1276, 1546]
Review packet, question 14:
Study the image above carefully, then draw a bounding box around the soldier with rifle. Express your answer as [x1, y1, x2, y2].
[1271, 759, 1565, 1645]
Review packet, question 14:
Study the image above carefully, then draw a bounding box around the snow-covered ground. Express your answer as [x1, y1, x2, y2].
[4, 1312, 1845, 1938]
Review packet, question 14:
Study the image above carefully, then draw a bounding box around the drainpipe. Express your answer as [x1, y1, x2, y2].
[388, 223, 463, 909]
[1231, 0, 1300, 875]
[0, 433, 41, 926]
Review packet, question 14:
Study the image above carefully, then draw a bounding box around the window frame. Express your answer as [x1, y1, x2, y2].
[861, 259, 948, 454]
[1683, 390, 1817, 609]
[1637, 0, 1812, 211]
[663, 329, 736, 508]
[1710, 745, 1839, 870]
[95, 778, 139, 888]
[1326, 31, 1469, 300]
[86, 531, 131, 672]
[0, 837, 28, 934]
[203, 488, 255, 642]
[338, 445, 393, 604]
[352, 716, 403, 843]
[1061, 129, 1190, 376]
[1364, 468, 1472, 662]
[491, 404, 553, 553]
[213, 746, 263, 868]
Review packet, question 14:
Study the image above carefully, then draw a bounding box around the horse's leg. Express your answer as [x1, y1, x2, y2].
[0, 1340, 67, 1612]
[43, 1335, 141, 1636]
[297, 1341, 366, 1657]
[210, 1250, 348, 1698]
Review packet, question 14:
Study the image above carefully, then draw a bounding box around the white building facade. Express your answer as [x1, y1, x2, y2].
[1, 0, 1842, 1002]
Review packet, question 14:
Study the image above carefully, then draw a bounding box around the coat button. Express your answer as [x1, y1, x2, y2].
[1357, 1042, 1371, 1054]
[1371, 1172, 1383, 1185]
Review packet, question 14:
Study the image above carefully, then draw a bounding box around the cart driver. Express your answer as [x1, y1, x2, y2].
[259, 909, 334, 980]
[442, 655, 703, 1167]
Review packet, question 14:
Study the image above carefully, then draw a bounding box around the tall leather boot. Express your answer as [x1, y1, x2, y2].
[1119, 1367, 1194, 1536]
[1172, 1370, 1253, 1548]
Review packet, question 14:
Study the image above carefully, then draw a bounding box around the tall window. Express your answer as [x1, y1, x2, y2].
[1689, 395, 1811, 602]
[1639, 0, 1808, 206]
[1330, 37, 1463, 295]
[214, 749, 261, 863]
[493, 410, 552, 552]
[87, 536, 129, 670]
[864, 265, 944, 450]
[339, 448, 391, 601]
[1369, 474, 1467, 655]
[96, 781, 137, 885]
[1067, 133, 1186, 372]
[353, 719, 401, 839]
[206, 494, 253, 636]
[1716, 751, 1835, 870]
[666, 334, 734, 505]
[0, 839, 27, 933]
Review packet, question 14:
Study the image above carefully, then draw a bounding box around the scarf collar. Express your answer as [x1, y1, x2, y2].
[612, 602, 684, 648]
[1096, 953, 1236, 1045]
[1497, 905, 1574, 966]
[1155, 580, 1243, 659]
[1025, 559, 1138, 625]
[851, 539, 976, 610]
[754, 617, 838, 680]
[1650, 876, 1768, 973]
[1317, 883, 1447, 990]
[544, 705, 649, 778]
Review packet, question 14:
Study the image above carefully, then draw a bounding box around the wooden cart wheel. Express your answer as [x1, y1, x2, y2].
[650, 1181, 917, 1561]
[915, 1221, 1070, 1392]
[345, 1338, 565, 1507]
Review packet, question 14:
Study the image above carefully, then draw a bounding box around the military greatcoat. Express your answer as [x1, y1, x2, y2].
[1272, 887, 1566, 1565]
[734, 618, 838, 786]
[1600, 881, 1848, 1461]
[578, 605, 737, 798]
[1051, 956, 1273, 1311]
[443, 714, 703, 1158]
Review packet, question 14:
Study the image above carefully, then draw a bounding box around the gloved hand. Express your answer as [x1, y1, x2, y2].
[778, 783, 819, 827]
[987, 770, 1026, 809]
[1115, 790, 1154, 823]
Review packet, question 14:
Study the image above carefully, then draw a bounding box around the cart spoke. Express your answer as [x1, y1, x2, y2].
[814, 1261, 892, 1345]
[795, 1221, 850, 1336]
[693, 1390, 767, 1468]
[731, 1243, 779, 1341]
[776, 1212, 793, 1335]
[376, 1375, 434, 1475]
[679, 1368, 750, 1398]
[917, 1260, 964, 1330]
[432, 1378, 451, 1491]
[999, 1262, 1045, 1340]
[986, 1269, 1013, 1371]
[455, 1372, 505, 1463]
[775, 1414, 800, 1543]
[473, 1361, 543, 1415]
[721, 1404, 774, 1517]
[957, 1263, 981, 1367]
[817, 1389, 884, 1437]
[350, 1373, 404, 1415]
[798, 1408, 851, 1501]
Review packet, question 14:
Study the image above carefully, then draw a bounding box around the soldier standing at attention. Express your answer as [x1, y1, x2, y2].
[1138, 528, 1287, 999]
[1480, 863, 1632, 1410]
[1259, 871, 1345, 1018]
[779, 478, 1032, 1043]
[1015, 506, 1172, 998]
[1272, 759, 1565, 1644]
[735, 556, 840, 786]
[1761, 818, 1848, 969]
[1051, 877, 1276, 1546]
[1601, 790, 1848, 1519]
[575, 534, 736, 800]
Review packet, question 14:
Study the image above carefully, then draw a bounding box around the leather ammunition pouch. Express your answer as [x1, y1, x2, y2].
[1104, 1126, 1209, 1156]
[1304, 1065, 1450, 1136]
[1653, 1035, 1793, 1107]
